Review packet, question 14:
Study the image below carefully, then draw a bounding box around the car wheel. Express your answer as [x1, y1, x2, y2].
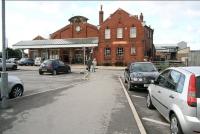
[68, 68, 71, 73]
[39, 71, 43, 75]
[124, 78, 127, 83]
[127, 80, 132, 91]
[170, 114, 183, 134]
[12, 65, 17, 70]
[146, 93, 155, 109]
[9, 85, 23, 98]
[53, 70, 57, 75]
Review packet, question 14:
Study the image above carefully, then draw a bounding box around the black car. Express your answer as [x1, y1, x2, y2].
[18, 58, 34, 66]
[39, 59, 71, 75]
[124, 62, 159, 90]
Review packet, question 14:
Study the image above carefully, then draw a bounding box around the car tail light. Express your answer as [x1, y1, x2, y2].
[187, 74, 197, 107]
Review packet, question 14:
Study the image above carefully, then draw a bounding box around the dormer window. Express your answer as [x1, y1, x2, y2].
[117, 28, 123, 38]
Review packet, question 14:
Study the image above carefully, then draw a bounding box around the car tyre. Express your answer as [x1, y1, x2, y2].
[124, 78, 127, 83]
[146, 93, 155, 109]
[12, 65, 17, 70]
[53, 70, 57, 75]
[127, 81, 132, 91]
[170, 114, 183, 134]
[9, 85, 23, 98]
[39, 71, 43, 75]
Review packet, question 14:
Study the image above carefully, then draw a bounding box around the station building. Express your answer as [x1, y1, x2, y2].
[13, 6, 155, 66]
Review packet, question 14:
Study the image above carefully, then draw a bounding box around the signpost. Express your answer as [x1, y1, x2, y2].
[1, 0, 8, 109]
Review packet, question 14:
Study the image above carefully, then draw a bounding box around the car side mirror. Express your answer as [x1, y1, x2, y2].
[125, 68, 129, 72]
[158, 68, 162, 72]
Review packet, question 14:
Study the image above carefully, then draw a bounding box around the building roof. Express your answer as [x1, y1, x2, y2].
[13, 37, 98, 49]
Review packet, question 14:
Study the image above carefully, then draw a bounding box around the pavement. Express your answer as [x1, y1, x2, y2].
[0, 69, 140, 134]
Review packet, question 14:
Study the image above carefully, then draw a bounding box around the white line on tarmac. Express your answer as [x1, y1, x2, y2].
[119, 77, 147, 134]
[142, 117, 170, 127]
[131, 95, 145, 99]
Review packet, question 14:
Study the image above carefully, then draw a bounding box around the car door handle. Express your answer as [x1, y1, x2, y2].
[169, 95, 174, 99]
[158, 91, 161, 93]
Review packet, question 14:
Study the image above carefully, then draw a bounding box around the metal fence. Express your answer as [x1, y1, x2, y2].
[152, 60, 185, 71]
[188, 51, 200, 66]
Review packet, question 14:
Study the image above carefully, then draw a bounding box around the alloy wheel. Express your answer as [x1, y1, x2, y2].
[170, 115, 179, 134]
[11, 85, 23, 98]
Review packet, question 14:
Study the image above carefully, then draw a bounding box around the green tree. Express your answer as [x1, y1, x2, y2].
[5, 47, 22, 59]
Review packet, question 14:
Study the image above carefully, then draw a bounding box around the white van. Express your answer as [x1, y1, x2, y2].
[34, 57, 42, 66]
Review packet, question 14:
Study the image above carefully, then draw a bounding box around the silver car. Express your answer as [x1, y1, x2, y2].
[0, 58, 18, 70]
[0, 74, 24, 98]
[147, 67, 200, 134]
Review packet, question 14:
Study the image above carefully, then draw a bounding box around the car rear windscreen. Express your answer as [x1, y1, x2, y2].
[43, 60, 52, 65]
[197, 76, 200, 98]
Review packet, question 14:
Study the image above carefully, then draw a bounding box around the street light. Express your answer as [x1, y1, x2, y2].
[1, 0, 9, 109]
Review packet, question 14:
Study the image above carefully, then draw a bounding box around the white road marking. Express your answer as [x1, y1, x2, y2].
[131, 95, 145, 99]
[119, 77, 147, 134]
[142, 117, 170, 127]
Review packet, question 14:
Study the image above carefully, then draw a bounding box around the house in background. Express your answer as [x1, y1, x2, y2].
[155, 44, 178, 61]
[13, 5, 155, 66]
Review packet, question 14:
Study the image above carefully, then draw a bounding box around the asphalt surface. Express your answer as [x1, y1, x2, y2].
[120, 77, 171, 134]
[7, 68, 85, 96]
[0, 69, 140, 134]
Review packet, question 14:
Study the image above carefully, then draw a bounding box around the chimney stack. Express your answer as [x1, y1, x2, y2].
[99, 5, 104, 25]
[140, 13, 143, 22]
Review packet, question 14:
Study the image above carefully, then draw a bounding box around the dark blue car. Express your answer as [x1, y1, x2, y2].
[39, 59, 71, 75]
[18, 58, 34, 66]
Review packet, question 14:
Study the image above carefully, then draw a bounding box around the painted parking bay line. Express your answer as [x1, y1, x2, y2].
[131, 95, 145, 99]
[142, 117, 170, 127]
[119, 77, 147, 134]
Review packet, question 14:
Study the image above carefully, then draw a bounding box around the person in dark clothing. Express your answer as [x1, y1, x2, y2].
[86, 58, 92, 72]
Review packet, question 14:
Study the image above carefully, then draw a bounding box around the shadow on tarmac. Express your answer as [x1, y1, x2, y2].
[0, 85, 73, 133]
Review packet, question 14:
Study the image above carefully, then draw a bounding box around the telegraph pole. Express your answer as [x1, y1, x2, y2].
[1, 0, 9, 109]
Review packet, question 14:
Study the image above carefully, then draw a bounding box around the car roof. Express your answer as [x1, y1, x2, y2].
[168, 66, 200, 76]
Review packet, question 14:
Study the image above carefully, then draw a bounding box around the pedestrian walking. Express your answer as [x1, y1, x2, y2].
[92, 58, 97, 72]
[86, 58, 92, 72]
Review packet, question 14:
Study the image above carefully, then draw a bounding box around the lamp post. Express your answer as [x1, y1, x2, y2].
[1, 0, 8, 109]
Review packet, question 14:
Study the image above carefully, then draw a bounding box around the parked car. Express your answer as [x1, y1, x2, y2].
[7, 58, 19, 64]
[147, 67, 200, 134]
[0, 58, 18, 70]
[39, 59, 71, 75]
[0, 74, 24, 98]
[18, 58, 34, 66]
[34, 57, 42, 66]
[124, 62, 159, 90]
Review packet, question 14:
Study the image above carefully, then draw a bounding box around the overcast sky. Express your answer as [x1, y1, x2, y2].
[1, 1, 200, 51]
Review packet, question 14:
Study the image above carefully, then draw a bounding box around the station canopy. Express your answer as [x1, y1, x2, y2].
[13, 37, 98, 49]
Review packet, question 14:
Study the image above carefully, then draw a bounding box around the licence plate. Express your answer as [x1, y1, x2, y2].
[144, 84, 149, 87]
[42, 69, 47, 71]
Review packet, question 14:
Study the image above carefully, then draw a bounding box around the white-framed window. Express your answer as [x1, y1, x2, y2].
[105, 29, 111, 39]
[104, 48, 111, 56]
[116, 47, 124, 56]
[49, 49, 59, 59]
[131, 47, 136, 54]
[117, 28, 123, 38]
[130, 27, 136, 38]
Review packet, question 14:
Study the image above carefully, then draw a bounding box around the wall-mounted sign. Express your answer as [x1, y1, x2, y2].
[112, 41, 127, 45]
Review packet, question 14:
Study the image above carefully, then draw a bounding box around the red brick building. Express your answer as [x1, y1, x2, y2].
[13, 6, 155, 66]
